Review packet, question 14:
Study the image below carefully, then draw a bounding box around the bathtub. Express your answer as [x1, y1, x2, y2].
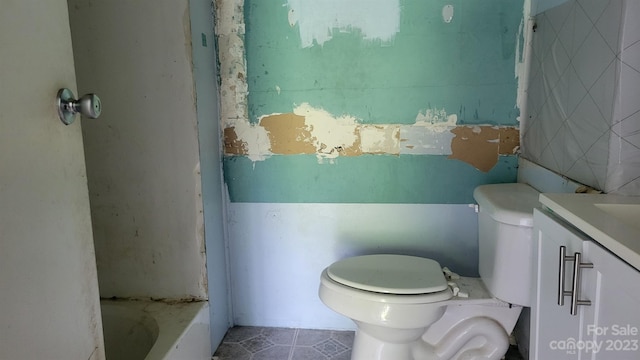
[100, 299, 211, 360]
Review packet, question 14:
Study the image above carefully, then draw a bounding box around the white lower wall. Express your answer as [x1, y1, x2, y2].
[227, 203, 479, 329]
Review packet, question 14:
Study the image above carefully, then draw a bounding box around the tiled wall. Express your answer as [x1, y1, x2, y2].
[609, 1, 640, 195]
[522, 0, 640, 195]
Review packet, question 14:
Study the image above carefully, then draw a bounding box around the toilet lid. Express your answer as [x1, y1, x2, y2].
[327, 255, 448, 295]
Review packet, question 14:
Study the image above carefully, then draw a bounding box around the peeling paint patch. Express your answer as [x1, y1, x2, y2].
[414, 108, 458, 132]
[399, 108, 458, 155]
[499, 127, 520, 154]
[287, 0, 400, 47]
[448, 126, 520, 172]
[214, 0, 249, 130]
[442, 5, 454, 23]
[399, 126, 453, 155]
[291, 103, 361, 159]
[223, 122, 271, 161]
[223, 127, 247, 155]
[360, 125, 400, 155]
[260, 113, 316, 155]
[223, 102, 518, 166]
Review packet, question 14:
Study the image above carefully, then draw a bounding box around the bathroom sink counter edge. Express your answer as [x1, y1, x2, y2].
[539, 193, 640, 271]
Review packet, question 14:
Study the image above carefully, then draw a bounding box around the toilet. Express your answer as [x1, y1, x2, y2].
[318, 183, 540, 360]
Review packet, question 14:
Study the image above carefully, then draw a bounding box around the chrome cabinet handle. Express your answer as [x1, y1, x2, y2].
[558, 246, 593, 315]
[56, 88, 102, 125]
[557, 246, 572, 306]
[570, 252, 593, 315]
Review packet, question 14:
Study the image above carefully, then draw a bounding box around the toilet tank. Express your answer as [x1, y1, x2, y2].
[473, 183, 540, 307]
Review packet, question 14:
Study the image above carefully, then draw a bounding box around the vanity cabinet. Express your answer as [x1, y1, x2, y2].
[531, 208, 640, 360]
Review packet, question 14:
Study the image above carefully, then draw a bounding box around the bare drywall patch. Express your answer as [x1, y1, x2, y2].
[216, 0, 521, 173]
[223, 127, 247, 155]
[399, 108, 458, 155]
[292, 103, 361, 159]
[287, 0, 401, 47]
[360, 125, 400, 155]
[449, 126, 520, 172]
[222, 102, 518, 166]
[499, 127, 520, 155]
[214, 0, 249, 129]
[260, 113, 316, 155]
[442, 5, 454, 23]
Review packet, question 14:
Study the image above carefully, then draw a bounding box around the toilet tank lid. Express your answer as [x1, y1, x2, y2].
[327, 255, 449, 295]
[473, 183, 540, 227]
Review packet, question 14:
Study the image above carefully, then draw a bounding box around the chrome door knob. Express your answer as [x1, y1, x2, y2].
[56, 88, 102, 125]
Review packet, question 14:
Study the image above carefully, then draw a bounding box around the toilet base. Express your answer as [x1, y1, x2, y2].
[349, 306, 520, 360]
[351, 322, 428, 360]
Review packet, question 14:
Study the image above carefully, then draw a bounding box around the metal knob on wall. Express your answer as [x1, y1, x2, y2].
[56, 88, 102, 125]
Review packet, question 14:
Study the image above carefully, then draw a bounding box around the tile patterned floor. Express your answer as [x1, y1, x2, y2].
[213, 327, 353, 360]
[213, 326, 525, 360]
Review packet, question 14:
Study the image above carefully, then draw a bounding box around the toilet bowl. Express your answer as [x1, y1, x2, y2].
[318, 183, 540, 360]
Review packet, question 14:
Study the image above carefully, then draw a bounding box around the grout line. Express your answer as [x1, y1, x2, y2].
[288, 328, 299, 360]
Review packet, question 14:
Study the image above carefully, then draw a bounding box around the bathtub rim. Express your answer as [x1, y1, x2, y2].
[100, 299, 211, 360]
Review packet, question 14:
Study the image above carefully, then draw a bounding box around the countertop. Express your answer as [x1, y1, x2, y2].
[539, 193, 640, 271]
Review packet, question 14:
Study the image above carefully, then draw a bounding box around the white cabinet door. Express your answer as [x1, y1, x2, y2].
[581, 241, 640, 359]
[530, 209, 590, 360]
[0, 1, 104, 359]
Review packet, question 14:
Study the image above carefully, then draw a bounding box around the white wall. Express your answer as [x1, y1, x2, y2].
[227, 203, 479, 329]
[68, 0, 207, 299]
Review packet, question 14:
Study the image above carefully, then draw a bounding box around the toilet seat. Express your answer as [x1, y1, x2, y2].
[327, 254, 448, 295]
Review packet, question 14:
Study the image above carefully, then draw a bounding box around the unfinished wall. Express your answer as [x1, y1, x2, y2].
[69, 0, 208, 300]
[214, 0, 528, 329]
[218, 0, 526, 204]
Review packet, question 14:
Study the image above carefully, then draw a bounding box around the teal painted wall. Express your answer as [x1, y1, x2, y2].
[225, 155, 517, 203]
[224, 0, 525, 203]
[245, 0, 522, 124]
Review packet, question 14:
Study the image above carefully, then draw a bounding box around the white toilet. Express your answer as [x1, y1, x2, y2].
[318, 183, 540, 360]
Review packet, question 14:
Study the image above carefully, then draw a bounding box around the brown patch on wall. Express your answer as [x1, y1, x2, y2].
[260, 113, 317, 154]
[498, 127, 520, 154]
[449, 126, 520, 172]
[223, 127, 248, 155]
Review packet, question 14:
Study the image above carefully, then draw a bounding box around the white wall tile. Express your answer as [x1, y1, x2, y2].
[523, 0, 640, 194]
[622, 1, 640, 49]
[595, 0, 623, 54]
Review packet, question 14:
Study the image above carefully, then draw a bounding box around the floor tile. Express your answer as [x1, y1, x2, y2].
[252, 345, 292, 360]
[330, 331, 354, 348]
[262, 327, 297, 345]
[289, 346, 327, 360]
[213, 326, 525, 360]
[312, 338, 348, 357]
[223, 326, 263, 343]
[240, 335, 274, 353]
[213, 342, 251, 360]
[294, 329, 331, 346]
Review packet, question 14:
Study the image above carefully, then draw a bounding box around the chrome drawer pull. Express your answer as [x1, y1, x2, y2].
[570, 252, 593, 315]
[557, 246, 573, 306]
